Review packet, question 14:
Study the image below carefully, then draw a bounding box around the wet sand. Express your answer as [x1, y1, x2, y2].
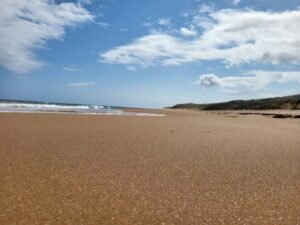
[0, 110, 299, 225]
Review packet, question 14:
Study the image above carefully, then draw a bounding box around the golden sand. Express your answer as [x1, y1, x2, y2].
[0, 110, 299, 225]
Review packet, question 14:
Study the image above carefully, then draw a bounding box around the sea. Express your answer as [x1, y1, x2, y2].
[0, 99, 165, 117]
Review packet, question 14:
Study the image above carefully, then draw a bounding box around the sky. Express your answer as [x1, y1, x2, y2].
[1, 0, 300, 108]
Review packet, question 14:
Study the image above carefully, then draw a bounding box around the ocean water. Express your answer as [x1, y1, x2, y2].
[0, 100, 165, 117]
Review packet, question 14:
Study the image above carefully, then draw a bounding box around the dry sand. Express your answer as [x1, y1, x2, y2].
[0, 110, 299, 225]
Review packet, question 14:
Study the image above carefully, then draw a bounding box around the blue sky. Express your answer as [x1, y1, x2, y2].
[1, 0, 300, 108]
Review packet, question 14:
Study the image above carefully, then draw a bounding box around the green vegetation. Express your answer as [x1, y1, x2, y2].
[169, 94, 300, 110]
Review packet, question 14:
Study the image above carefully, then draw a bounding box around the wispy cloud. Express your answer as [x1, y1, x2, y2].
[157, 18, 171, 26]
[63, 65, 81, 72]
[126, 66, 137, 71]
[101, 9, 300, 68]
[143, 21, 153, 27]
[119, 28, 128, 32]
[232, 0, 241, 6]
[96, 22, 109, 27]
[101, 34, 180, 67]
[0, 0, 93, 74]
[67, 82, 96, 87]
[78, 0, 93, 5]
[198, 4, 214, 14]
[143, 17, 171, 28]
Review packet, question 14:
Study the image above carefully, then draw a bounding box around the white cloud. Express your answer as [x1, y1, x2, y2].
[0, 0, 93, 74]
[195, 74, 221, 87]
[67, 82, 96, 87]
[101, 9, 300, 68]
[63, 65, 81, 72]
[180, 27, 197, 36]
[195, 71, 300, 91]
[101, 34, 182, 67]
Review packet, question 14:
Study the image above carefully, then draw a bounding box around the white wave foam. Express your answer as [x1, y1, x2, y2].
[90, 105, 105, 109]
[0, 102, 165, 117]
[0, 103, 90, 111]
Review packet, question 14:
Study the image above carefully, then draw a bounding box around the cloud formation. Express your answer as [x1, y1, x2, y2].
[0, 0, 93, 74]
[101, 9, 300, 68]
[195, 71, 300, 91]
[179, 27, 197, 36]
[67, 82, 96, 87]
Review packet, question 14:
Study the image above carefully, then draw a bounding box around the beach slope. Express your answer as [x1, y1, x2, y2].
[0, 111, 299, 224]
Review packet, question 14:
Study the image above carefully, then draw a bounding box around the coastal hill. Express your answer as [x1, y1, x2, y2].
[169, 94, 300, 110]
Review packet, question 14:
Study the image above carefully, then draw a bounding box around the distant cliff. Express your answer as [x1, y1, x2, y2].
[169, 94, 300, 110]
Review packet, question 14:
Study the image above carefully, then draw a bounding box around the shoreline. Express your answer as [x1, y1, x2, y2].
[1, 108, 300, 121]
[0, 110, 166, 117]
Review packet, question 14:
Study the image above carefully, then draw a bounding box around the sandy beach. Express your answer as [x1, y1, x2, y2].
[0, 110, 299, 225]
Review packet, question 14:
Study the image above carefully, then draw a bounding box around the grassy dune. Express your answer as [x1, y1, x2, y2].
[170, 94, 300, 110]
